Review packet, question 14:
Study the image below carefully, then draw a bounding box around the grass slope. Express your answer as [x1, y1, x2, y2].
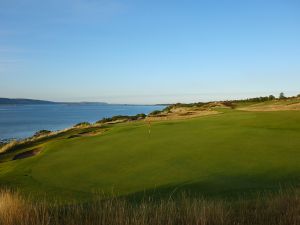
[0, 109, 300, 200]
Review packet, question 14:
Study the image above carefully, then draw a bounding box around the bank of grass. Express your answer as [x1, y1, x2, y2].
[0, 124, 108, 160]
[0, 188, 299, 225]
[0, 112, 147, 155]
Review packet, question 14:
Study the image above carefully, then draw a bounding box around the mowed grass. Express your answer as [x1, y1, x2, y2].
[0, 110, 300, 201]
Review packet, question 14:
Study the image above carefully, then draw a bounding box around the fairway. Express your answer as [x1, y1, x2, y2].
[0, 110, 300, 200]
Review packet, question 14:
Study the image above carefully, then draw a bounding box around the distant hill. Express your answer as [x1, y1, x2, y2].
[0, 98, 108, 105]
[0, 98, 56, 105]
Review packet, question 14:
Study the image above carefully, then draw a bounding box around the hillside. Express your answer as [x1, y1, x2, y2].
[0, 98, 108, 105]
[0, 98, 56, 105]
[0, 99, 299, 201]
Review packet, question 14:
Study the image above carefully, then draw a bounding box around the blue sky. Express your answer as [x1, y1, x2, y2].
[0, 0, 299, 104]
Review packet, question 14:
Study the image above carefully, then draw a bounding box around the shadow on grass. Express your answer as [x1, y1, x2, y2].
[122, 172, 300, 202]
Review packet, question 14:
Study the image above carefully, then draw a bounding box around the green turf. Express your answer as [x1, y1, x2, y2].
[0, 110, 300, 201]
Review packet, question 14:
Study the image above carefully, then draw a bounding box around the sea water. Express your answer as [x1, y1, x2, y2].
[0, 104, 165, 140]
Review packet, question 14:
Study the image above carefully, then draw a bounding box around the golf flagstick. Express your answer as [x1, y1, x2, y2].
[148, 120, 151, 135]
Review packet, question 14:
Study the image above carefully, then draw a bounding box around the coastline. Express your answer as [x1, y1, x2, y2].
[0, 104, 166, 141]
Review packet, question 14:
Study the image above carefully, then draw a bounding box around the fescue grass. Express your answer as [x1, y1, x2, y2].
[0, 141, 19, 154]
[0, 188, 299, 225]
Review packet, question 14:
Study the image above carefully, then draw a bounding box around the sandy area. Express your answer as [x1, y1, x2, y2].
[239, 102, 300, 112]
[68, 129, 107, 139]
[13, 148, 42, 160]
[146, 107, 220, 121]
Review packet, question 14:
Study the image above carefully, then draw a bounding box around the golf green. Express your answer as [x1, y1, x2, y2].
[0, 110, 299, 200]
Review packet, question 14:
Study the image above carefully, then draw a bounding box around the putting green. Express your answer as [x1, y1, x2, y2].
[0, 110, 300, 200]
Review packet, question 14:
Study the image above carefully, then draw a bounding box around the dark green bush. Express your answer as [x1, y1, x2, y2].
[149, 110, 162, 116]
[221, 101, 236, 109]
[96, 113, 147, 124]
[97, 118, 113, 123]
[233, 96, 272, 103]
[74, 122, 91, 127]
[172, 102, 206, 108]
[268, 95, 276, 100]
[131, 113, 146, 120]
[34, 130, 51, 137]
[279, 92, 286, 99]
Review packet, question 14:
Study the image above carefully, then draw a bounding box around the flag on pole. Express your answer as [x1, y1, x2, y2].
[148, 120, 151, 135]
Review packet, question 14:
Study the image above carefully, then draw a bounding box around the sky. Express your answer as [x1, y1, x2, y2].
[0, 0, 300, 104]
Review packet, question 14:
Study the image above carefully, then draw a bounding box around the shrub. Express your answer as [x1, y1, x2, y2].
[96, 113, 147, 124]
[221, 101, 236, 109]
[149, 110, 162, 116]
[233, 96, 272, 103]
[111, 115, 130, 121]
[34, 130, 51, 137]
[0, 140, 19, 154]
[130, 113, 146, 120]
[74, 122, 91, 127]
[162, 106, 172, 113]
[172, 102, 206, 108]
[268, 95, 276, 100]
[96, 117, 113, 123]
[279, 92, 286, 99]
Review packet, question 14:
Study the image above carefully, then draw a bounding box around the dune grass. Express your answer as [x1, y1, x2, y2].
[0, 188, 299, 225]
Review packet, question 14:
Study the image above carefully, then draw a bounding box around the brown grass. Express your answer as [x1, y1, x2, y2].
[0, 141, 19, 154]
[239, 102, 300, 112]
[147, 108, 219, 121]
[0, 189, 299, 225]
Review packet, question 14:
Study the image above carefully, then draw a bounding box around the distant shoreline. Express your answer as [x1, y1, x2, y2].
[0, 97, 108, 105]
[0, 103, 167, 142]
[0, 97, 170, 106]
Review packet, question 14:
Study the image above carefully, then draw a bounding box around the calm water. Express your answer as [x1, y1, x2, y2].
[0, 104, 165, 140]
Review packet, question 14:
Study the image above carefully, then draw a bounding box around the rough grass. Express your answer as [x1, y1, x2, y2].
[0, 141, 19, 154]
[0, 125, 106, 159]
[0, 189, 299, 225]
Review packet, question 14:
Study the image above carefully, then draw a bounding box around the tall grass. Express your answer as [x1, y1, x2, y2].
[0, 189, 299, 225]
[0, 141, 19, 154]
